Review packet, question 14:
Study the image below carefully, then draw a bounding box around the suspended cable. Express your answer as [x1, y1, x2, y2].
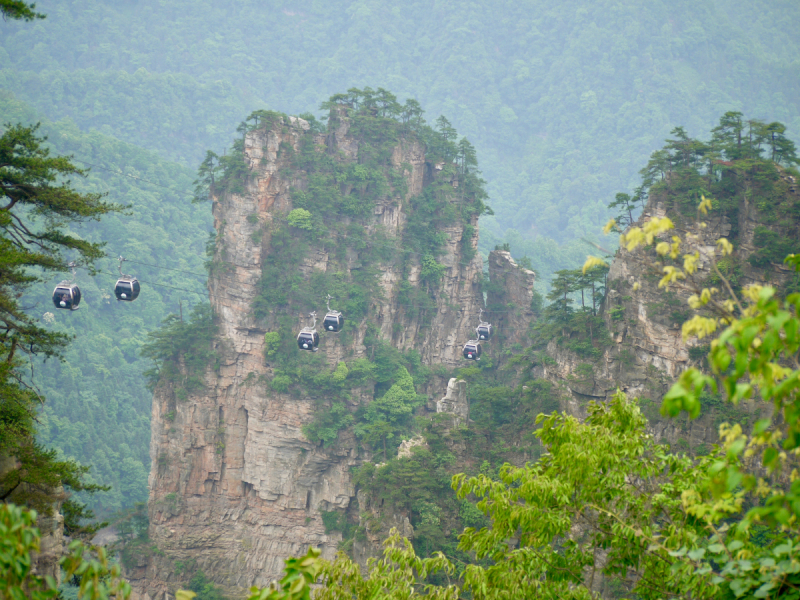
[90, 268, 207, 297]
[72, 159, 192, 193]
[61, 156, 536, 318]
[107, 256, 208, 279]
[81, 265, 527, 314]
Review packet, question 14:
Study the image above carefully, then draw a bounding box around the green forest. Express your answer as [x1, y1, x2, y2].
[2, 0, 799, 262]
[0, 1, 800, 524]
[2, 0, 800, 598]
[0, 92, 211, 515]
[1, 1, 798, 516]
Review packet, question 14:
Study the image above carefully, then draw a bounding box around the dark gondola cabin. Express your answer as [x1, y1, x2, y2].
[476, 322, 493, 341]
[297, 329, 320, 352]
[114, 276, 141, 302]
[52, 283, 81, 311]
[323, 311, 344, 332]
[462, 340, 482, 361]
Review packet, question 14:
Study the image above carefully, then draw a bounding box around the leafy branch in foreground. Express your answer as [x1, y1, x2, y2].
[0, 0, 45, 22]
[1, 503, 130, 600]
[585, 185, 800, 596]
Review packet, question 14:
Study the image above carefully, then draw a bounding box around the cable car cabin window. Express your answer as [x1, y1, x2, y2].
[323, 313, 343, 332]
[115, 278, 140, 301]
[297, 331, 319, 351]
[52, 284, 80, 310]
[462, 342, 482, 360]
[477, 324, 492, 340]
[115, 281, 131, 299]
[53, 290, 71, 309]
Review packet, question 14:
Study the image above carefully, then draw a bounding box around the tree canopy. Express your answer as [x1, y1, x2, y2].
[0, 0, 44, 22]
[0, 121, 121, 513]
[230, 208, 800, 598]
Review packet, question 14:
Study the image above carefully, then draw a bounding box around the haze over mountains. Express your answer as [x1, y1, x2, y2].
[2, 0, 798, 252]
[1, 0, 798, 518]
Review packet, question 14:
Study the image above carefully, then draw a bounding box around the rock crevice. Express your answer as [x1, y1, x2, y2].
[131, 114, 490, 598]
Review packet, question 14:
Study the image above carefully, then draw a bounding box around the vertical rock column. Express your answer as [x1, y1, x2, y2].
[134, 112, 488, 599]
[486, 250, 537, 349]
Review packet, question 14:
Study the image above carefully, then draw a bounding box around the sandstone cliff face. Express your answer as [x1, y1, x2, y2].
[130, 109, 797, 599]
[533, 207, 722, 446]
[130, 114, 487, 598]
[486, 250, 536, 350]
[536, 166, 799, 446]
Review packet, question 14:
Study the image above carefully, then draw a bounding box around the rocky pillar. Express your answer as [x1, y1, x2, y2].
[486, 250, 537, 348]
[436, 378, 469, 426]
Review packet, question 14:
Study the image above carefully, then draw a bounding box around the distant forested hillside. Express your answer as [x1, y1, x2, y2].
[1, 0, 798, 267]
[0, 93, 212, 515]
[1, 0, 799, 515]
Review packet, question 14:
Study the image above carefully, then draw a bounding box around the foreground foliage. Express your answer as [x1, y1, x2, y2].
[238, 195, 800, 596]
[0, 503, 130, 600]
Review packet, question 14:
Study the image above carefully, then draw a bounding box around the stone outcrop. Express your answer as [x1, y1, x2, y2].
[435, 378, 469, 427]
[535, 168, 799, 445]
[32, 505, 65, 584]
[486, 250, 536, 349]
[397, 436, 428, 459]
[130, 112, 493, 598]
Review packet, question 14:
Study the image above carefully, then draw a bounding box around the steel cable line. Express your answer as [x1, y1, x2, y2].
[66, 159, 529, 314]
[82, 265, 526, 314]
[90, 267, 208, 297]
[106, 256, 209, 279]
[73, 158, 194, 194]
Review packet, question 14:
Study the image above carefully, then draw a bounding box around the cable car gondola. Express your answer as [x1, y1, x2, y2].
[114, 257, 141, 302]
[52, 282, 81, 310]
[475, 309, 493, 341]
[323, 294, 344, 332]
[297, 312, 320, 352]
[115, 277, 140, 301]
[52, 262, 81, 311]
[462, 340, 482, 361]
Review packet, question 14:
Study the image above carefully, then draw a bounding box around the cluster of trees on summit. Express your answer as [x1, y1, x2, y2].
[2, 0, 800, 599]
[2, 0, 798, 272]
[0, 0, 798, 526]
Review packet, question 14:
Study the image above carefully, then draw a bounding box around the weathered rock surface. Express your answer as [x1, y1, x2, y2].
[397, 436, 428, 459]
[486, 250, 536, 349]
[130, 111, 798, 600]
[130, 113, 489, 598]
[536, 173, 797, 446]
[435, 378, 469, 427]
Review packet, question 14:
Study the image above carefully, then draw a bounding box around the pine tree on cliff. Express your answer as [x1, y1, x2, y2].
[0, 122, 120, 519]
[0, 0, 44, 21]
